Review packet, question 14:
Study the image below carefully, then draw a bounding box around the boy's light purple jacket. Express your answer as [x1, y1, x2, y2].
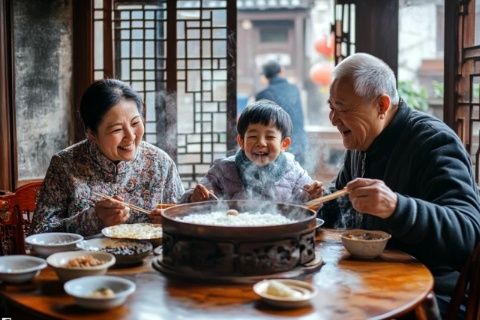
[181, 152, 313, 203]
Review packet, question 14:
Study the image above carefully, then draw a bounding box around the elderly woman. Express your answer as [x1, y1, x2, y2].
[30, 79, 184, 236]
[319, 53, 480, 315]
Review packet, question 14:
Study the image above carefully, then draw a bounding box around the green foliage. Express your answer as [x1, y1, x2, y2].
[432, 80, 444, 99]
[398, 80, 429, 111]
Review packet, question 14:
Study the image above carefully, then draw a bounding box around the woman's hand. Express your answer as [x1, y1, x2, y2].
[149, 208, 163, 224]
[346, 178, 398, 219]
[95, 195, 130, 227]
[190, 184, 216, 202]
[304, 180, 324, 200]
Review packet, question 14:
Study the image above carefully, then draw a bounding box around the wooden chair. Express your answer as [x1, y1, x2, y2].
[0, 180, 43, 255]
[0, 191, 18, 255]
[446, 242, 480, 320]
[14, 180, 44, 238]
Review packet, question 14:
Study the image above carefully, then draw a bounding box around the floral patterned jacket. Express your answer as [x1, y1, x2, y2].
[30, 140, 184, 236]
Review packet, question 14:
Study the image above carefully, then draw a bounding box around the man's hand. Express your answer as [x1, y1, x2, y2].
[346, 178, 398, 219]
[95, 195, 131, 226]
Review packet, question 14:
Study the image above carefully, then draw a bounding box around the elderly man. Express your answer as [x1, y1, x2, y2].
[319, 53, 480, 315]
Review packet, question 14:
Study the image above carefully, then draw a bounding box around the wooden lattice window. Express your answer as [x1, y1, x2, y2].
[332, 1, 355, 65]
[91, 0, 237, 187]
[448, 0, 480, 182]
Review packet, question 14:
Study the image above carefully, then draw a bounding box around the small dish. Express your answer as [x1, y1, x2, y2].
[76, 238, 152, 265]
[0, 255, 47, 283]
[341, 229, 391, 259]
[47, 250, 115, 281]
[25, 232, 84, 258]
[253, 279, 317, 308]
[64, 275, 135, 310]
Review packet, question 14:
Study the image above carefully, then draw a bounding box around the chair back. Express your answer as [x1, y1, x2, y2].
[0, 191, 18, 255]
[14, 180, 44, 236]
[0, 180, 43, 255]
[446, 242, 480, 320]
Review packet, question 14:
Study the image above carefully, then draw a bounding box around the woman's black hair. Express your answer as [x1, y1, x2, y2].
[237, 99, 292, 139]
[79, 79, 143, 133]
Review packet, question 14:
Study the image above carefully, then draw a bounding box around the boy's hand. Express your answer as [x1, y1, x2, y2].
[190, 184, 216, 202]
[303, 181, 323, 200]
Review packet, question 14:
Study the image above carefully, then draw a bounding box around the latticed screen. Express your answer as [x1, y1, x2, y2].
[175, 1, 230, 187]
[454, 0, 480, 182]
[332, 1, 355, 64]
[92, 0, 235, 187]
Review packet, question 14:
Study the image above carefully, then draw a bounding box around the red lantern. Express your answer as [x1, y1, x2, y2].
[309, 63, 333, 86]
[314, 33, 334, 59]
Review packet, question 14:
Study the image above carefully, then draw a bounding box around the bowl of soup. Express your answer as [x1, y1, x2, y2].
[341, 229, 391, 259]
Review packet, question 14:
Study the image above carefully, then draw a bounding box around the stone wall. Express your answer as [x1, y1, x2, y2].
[14, 0, 72, 180]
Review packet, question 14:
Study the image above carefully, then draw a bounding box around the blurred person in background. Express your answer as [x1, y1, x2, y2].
[256, 60, 308, 166]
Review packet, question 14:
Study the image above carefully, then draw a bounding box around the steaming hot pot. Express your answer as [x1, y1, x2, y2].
[159, 200, 317, 278]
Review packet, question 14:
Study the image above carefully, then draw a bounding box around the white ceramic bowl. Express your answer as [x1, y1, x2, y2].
[253, 279, 318, 308]
[76, 238, 152, 265]
[0, 255, 47, 283]
[341, 229, 391, 259]
[47, 250, 115, 281]
[25, 232, 84, 258]
[64, 275, 135, 310]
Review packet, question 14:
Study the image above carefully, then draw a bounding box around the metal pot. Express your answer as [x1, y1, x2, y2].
[160, 200, 317, 277]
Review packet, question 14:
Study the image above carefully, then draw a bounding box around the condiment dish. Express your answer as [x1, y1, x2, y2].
[64, 275, 135, 310]
[253, 279, 317, 308]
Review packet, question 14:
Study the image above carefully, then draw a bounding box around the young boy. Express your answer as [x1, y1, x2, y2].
[181, 99, 322, 203]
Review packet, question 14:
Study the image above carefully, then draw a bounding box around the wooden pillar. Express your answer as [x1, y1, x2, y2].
[354, 0, 399, 78]
[443, 0, 457, 130]
[72, 0, 94, 143]
[0, 0, 16, 191]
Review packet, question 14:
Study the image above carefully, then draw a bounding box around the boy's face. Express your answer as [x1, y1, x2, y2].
[237, 123, 291, 167]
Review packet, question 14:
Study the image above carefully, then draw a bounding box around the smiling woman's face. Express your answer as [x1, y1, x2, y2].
[328, 77, 383, 151]
[88, 99, 144, 162]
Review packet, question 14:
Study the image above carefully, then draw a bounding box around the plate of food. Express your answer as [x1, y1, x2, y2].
[253, 279, 317, 308]
[102, 223, 162, 245]
[77, 238, 153, 265]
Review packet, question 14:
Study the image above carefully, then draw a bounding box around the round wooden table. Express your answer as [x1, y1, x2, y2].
[0, 230, 434, 319]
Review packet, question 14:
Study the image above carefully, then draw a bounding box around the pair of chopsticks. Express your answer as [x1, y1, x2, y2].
[305, 188, 349, 210]
[92, 191, 150, 215]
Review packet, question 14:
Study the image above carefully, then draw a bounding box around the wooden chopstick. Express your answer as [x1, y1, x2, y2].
[92, 191, 151, 215]
[208, 191, 219, 200]
[305, 188, 349, 210]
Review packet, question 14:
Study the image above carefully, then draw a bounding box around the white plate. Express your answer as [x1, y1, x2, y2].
[253, 279, 317, 308]
[102, 223, 162, 241]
